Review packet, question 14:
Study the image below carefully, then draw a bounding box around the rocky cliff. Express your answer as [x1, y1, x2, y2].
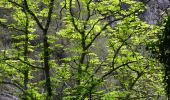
[142, 0, 170, 24]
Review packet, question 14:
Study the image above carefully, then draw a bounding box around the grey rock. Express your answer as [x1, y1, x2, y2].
[0, 93, 20, 100]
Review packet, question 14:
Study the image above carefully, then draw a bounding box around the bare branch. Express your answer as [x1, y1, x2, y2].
[18, 58, 44, 69]
[4, 62, 24, 73]
[44, 0, 55, 30]
[111, 34, 132, 68]
[1, 58, 44, 69]
[23, 0, 44, 30]
[101, 61, 137, 80]
[69, 0, 82, 33]
[85, 10, 139, 50]
[8, 0, 23, 8]
[8, 0, 44, 30]
[76, 0, 81, 20]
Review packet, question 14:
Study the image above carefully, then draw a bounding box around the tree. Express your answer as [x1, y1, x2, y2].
[0, 0, 165, 99]
[158, 16, 170, 99]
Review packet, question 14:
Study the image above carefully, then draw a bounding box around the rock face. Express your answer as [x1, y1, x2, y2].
[142, 0, 170, 24]
[0, 93, 20, 100]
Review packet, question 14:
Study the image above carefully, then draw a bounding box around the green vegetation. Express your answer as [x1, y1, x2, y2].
[0, 0, 168, 99]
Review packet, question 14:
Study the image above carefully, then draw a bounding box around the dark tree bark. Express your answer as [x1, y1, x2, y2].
[159, 16, 170, 100]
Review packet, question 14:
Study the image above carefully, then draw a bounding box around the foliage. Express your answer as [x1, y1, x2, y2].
[0, 0, 166, 99]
